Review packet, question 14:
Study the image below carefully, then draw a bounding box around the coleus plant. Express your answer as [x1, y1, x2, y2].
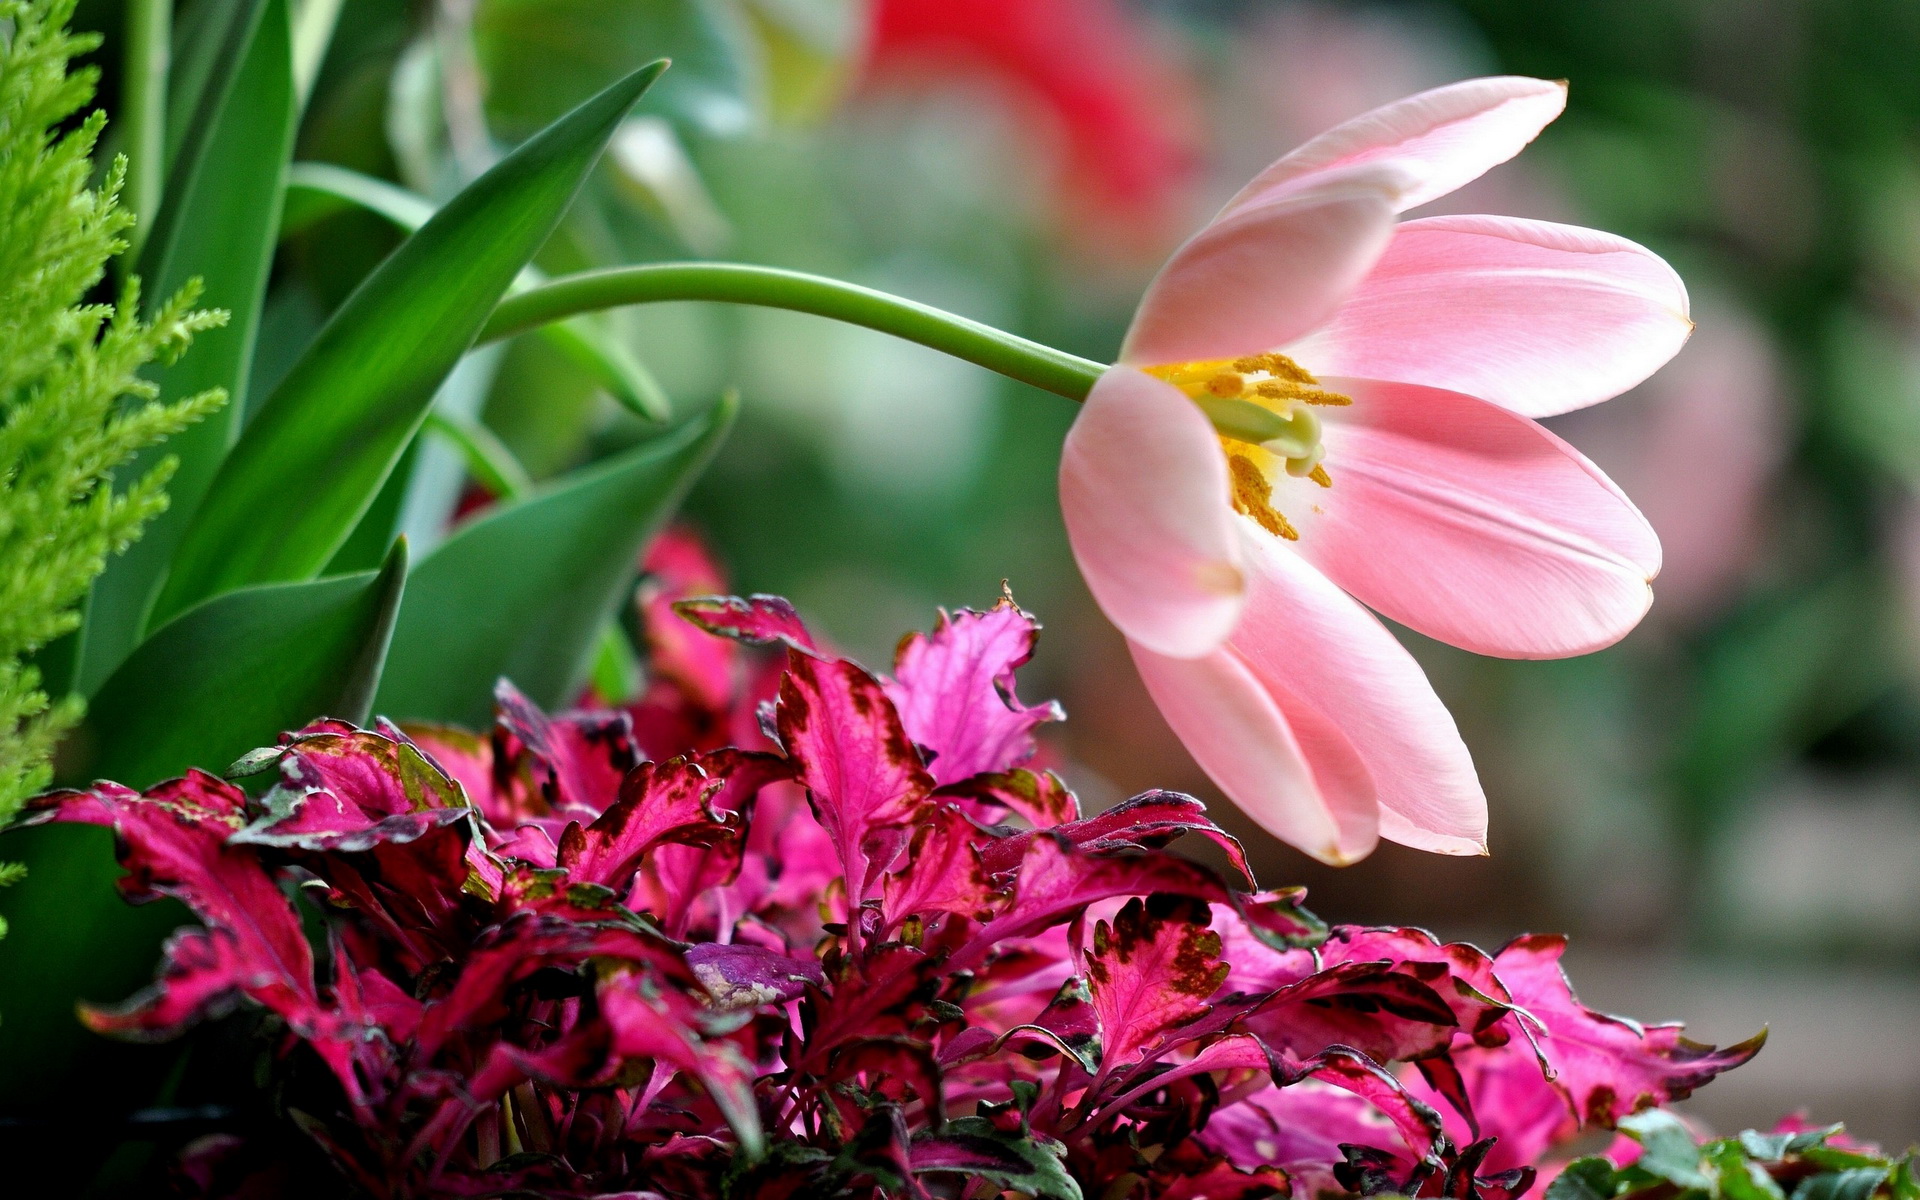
[30, 538, 1762, 1199]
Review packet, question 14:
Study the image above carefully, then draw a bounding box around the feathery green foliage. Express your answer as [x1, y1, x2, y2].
[0, 0, 223, 930]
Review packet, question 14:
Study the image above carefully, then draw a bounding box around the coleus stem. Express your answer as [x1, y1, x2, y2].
[478, 262, 1108, 403]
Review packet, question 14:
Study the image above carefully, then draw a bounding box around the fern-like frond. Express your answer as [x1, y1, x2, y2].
[0, 0, 225, 908]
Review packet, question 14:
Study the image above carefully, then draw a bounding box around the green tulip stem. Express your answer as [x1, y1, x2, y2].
[479, 262, 1109, 403]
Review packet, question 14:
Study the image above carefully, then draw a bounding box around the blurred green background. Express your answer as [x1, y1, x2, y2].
[62, 0, 1920, 1144]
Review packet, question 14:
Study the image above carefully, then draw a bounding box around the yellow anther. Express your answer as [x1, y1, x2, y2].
[1228, 454, 1298, 540]
[1308, 464, 1332, 488]
[1206, 372, 1246, 397]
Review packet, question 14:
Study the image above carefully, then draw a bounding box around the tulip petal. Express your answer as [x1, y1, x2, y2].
[1061, 367, 1245, 658]
[1228, 537, 1488, 856]
[1223, 76, 1567, 217]
[1289, 215, 1692, 417]
[1295, 378, 1661, 658]
[1128, 639, 1377, 865]
[1121, 162, 1410, 367]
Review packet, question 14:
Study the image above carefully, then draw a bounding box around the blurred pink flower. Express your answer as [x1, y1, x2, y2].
[1059, 78, 1691, 864]
[863, 0, 1199, 237]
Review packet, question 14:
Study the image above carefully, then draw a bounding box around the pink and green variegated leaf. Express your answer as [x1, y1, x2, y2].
[1092, 1032, 1274, 1124]
[1322, 926, 1516, 1045]
[996, 980, 1105, 1076]
[81, 925, 292, 1041]
[1084, 894, 1229, 1074]
[1244, 960, 1462, 1063]
[957, 836, 1244, 966]
[493, 678, 641, 818]
[979, 790, 1253, 888]
[556, 754, 744, 890]
[1277, 1045, 1451, 1163]
[233, 727, 471, 852]
[1493, 934, 1765, 1128]
[686, 941, 823, 1011]
[881, 804, 997, 932]
[1200, 1077, 1407, 1196]
[939, 767, 1082, 828]
[885, 595, 1064, 786]
[398, 721, 500, 816]
[775, 649, 933, 894]
[909, 1117, 1079, 1200]
[675, 593, 817, 651]
[32, 776, 322, 1040]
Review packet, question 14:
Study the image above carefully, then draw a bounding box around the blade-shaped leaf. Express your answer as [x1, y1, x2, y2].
[374, 397, 732, 725]
[77, 0, 297, 695]
[0, 541, 406, 1107]
[150, 61, 666, 624]
[281, 161, 669, 420]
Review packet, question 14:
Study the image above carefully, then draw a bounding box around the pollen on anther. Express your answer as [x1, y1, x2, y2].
[1308, 464, 1332, 488]
[1206, 372, 1246, 397]
[1228, 454, 1299, 540]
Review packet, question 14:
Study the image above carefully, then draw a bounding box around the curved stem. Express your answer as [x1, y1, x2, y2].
[478, 263, 1108, 403]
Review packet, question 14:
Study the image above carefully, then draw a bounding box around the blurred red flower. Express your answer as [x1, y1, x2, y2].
[863, 0, 1200, 238]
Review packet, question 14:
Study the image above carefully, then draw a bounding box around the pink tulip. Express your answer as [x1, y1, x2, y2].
[1059, 77, 1688, 864]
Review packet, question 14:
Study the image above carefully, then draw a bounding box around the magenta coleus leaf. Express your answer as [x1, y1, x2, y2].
[981, 789, 1253, 886]
[1083, 894, 1229, 1074]
[674, 592, 817, 651]
[775, 647, 933, 899]
[1245, 959, 1461, 1063]
[885, 594, 1064, 785]
[494, 677, 640, 818]
[1491, 934, 1765, 1127]
[941, 766, 1082, 827]
[880, 803, 996, 931]
[31, 775, 325, 1042]
[555, 754, 745, 889]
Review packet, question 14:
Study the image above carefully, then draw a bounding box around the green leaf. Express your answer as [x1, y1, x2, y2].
[1547, 1157, 1622, 1200]
[77, 0, 297, 695]
[375, 397, 732, 726]
[1706, 1143, 1788, 1200]
[476, 0, 760, 138]
[0, 540, 406, 1107]
[282, 161, 670, 421]
[1796, 1168, 1893, 1200]
[910, 1117, 1081, 1200]
[82, 539, 408, 789]
[150, 61, 667, 625]
[1621, 1110, 1711, 1192]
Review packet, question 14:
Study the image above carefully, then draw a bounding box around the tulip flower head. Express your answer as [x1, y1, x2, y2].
[1061, 77, 1688, 864]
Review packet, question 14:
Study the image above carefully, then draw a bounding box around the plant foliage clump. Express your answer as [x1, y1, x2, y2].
[0, 0, 223, 899]
[27, 534, 1767, 1198]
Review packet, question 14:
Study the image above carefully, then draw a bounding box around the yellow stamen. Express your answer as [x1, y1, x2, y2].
[1149, 352, 1346, 542]
[1228, 454, 1298, 540]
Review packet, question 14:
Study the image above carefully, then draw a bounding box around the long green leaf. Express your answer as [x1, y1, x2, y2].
[0, 541, 407, 1107]
[150, 61, 667, 625]
[281, 161, 670, 421]
[76, 0, 296, 696]
[375, 396, 733, 726]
